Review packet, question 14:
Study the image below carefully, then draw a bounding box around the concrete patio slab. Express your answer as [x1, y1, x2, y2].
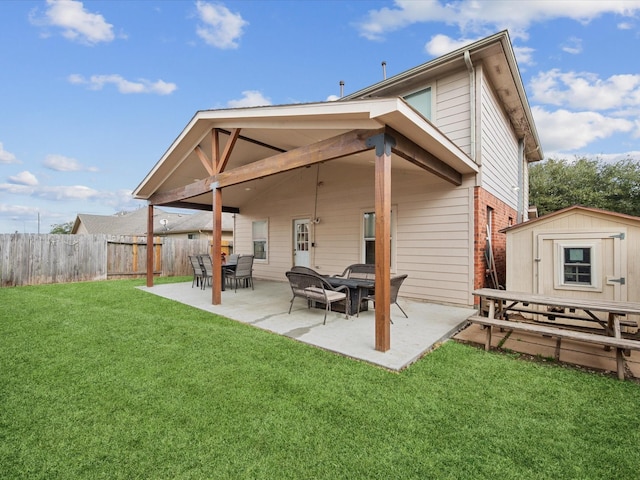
[138, 279, 476, 371]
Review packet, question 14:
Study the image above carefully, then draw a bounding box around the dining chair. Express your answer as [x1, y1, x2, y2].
[227, 255, 254, 292]
[188, 255, 204, 288]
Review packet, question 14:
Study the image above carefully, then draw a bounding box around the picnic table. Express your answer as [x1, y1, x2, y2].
[470, 288, 640, 380]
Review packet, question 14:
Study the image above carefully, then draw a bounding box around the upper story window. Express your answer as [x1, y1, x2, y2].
[403, 87, 432, 120]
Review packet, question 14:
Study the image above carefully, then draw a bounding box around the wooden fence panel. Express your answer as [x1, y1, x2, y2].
[106, 236, 163, 279]
[0, 234, 214, 286]
[0, 234, 107, 286]
[163, 237, 211, 276]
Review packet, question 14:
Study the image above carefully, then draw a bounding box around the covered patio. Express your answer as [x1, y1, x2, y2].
[139, 279, 476, 371]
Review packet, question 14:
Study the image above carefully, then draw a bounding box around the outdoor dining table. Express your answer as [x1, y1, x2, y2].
[325, 276, 374, 315]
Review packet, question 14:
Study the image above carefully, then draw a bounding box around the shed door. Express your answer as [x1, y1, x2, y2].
[536, 231, 627, 302]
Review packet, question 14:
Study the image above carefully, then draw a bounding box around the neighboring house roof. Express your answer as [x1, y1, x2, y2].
[72, 208, 233, 235]
[167, 211, 234, 233]
[501, 205, 640, 233]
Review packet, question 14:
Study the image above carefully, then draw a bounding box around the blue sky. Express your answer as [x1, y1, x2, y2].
[1, 0, 640, 233]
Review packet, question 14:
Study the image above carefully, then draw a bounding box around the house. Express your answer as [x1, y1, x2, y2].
[72, 208, 235, 251]
[133, 30, 543, 350]
[504, 205, 640, 305]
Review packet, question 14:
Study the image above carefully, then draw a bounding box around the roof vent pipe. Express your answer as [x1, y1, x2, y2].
[381, 61, 387, 80]
[339, 80, 344, 98]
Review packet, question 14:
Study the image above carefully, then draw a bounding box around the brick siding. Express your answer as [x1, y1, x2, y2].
[473, 187, 516, 297]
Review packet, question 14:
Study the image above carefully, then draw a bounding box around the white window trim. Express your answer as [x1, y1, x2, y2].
[360, 206, 397, 272]
[553, 240, 602, 292]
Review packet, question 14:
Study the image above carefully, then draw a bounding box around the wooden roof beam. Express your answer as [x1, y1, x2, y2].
[149, 128, 380, 206]
[389, 127, 462, 186]
[213, 128, 381, 188]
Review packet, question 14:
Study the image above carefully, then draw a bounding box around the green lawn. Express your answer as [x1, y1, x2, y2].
[1, 278, 639, 479]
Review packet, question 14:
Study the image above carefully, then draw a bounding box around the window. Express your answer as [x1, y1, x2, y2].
[403, 87, 432, 120]
[563, 247, 591, 285]
[252, 219, 268, 260]
[362, 210, 395, 267]
[553, 240, 601, 291]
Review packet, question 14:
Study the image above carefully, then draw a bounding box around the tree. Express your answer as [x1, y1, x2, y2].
[50, 221, 74, 234]
[529, 157, 640, 217]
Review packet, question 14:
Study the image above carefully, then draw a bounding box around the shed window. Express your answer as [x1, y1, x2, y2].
[553, 240, 601, 292]
[252, 219, 268, 260]
[563, 247, 591, 285]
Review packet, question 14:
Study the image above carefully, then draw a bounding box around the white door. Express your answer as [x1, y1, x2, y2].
[293, 219, 311, 267]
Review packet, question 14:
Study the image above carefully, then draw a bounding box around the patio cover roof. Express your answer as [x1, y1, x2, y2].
[133, 97, 478, 212]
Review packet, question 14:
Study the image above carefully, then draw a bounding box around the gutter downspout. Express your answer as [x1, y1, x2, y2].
[464, 51, 476, 163]
[517, 139, 524, 223]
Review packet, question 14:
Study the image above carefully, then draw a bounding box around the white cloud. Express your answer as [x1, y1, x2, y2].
[0, 203, 40, 216]
[532, 106, 634, 153]
[597, 151, 640, 162]
[562, 37, 583, 54]
[30, 0, 115, 45]
[43, 154, 98, 172]
[356, 0, 640, 41]
[195, 1, 248, 49]
[530, 69, 640, 110]
[424, 34, 479, 57]
[8, 171, 39, 186]
[227, 90, 271, 108]
[68, 74, 177, 95]
[0, 142, 19, 164]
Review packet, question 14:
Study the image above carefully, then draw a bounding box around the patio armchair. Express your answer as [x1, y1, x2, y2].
[285, 270, 350, 324]
[289, 266, 323, 276]
[357, 274, 409, 321]
[227, 255, 254, 292]
[189, 255, 205, 288]
[333, 263, 375, 280]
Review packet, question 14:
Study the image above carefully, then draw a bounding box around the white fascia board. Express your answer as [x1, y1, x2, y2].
[371, 100, 478, 174]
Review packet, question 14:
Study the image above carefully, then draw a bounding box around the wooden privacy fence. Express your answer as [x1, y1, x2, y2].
[0, 234, 212, 287]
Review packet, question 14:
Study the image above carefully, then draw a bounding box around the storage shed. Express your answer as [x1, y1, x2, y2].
[504, 206, 640, 328]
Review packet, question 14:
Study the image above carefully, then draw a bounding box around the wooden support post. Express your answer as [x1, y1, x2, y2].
[211, 186, 223, 305]
[370, 132, 394, 352]
[146, 205, 154, 287]
[484, 325, 492, 351]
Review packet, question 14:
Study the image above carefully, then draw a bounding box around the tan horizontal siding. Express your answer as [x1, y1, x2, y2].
[234, 159, 473, 306]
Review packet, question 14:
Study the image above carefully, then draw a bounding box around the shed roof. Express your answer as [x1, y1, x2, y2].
[501, 205, 640, 233]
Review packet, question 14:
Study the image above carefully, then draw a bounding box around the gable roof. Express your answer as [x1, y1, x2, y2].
[501, 205, 640, 233]
[133, 97, 477, 210]
[343, 30, 543, 162]
[133, 31, 540, 213]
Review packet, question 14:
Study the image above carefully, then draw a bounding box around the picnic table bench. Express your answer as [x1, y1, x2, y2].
[470, 288, 640, 380]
